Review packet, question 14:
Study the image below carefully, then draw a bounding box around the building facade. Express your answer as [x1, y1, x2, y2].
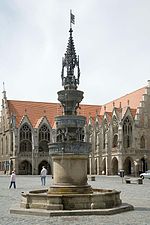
[0, 81, 150, 176]
[87, 82, 150, 176]
[0, 89, 100, 175]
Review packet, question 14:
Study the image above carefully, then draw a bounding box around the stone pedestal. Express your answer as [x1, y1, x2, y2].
[48, 154, 92, 194]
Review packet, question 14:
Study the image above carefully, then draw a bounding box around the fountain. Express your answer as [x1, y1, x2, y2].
[11, 13, 133, 216]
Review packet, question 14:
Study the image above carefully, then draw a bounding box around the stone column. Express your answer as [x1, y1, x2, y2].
[118, 123, 123, 172]
[48, 154, 92, 194]
[105, 155, 109, 175]
[33, 147, 38, 175]
[89, 154, 92, 175]
[105, 131, 109, 175]
[13, 157, 18, 174]
[118, 154, 123, 171]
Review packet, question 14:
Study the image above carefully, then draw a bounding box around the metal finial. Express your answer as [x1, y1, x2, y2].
[2, 82, 7, 99]
[3, 82, 5, 92]
[61, 11, 80, 90]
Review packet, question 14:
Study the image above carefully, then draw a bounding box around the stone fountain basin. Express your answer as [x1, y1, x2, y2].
[20, 188, 122, 210]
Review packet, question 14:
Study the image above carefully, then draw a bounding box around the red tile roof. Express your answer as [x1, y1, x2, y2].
[100, 87, 145, 115]
[7, 100, 101, 128]
[7, 86, 146, 127]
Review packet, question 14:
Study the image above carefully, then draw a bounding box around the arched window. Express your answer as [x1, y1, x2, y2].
[140, 135, 145, 149]
[112, 116, 118, 148]
[113, 134, 118, 147]
[19, 123, 32, 152]
[123, 117, 132, 148]
[39, 124, 50, 152]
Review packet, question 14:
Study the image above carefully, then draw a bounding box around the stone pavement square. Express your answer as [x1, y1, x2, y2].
[0, 175, 150, 225]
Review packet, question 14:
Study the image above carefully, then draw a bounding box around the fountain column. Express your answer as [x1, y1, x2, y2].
[16, 13, 133, 214]
[48, 27, 92, 194]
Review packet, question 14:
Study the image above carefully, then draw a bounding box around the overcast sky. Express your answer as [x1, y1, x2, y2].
[0, 0, 150, 105]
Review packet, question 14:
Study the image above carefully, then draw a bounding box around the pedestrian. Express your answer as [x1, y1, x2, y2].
[9, 171, 16, 189]
[40, 166, 47, 186]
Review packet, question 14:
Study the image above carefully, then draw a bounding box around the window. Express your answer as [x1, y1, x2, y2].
[113, 134, 118, 148]
[123, 117, 132, 148]
[39, 124, 50, 152]
[112, 116, 118, 148]
[19, 124, 32, 152]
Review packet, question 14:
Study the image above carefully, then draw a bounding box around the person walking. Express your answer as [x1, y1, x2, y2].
[9, 171, 16, 189]
[40, 166, 47, 186]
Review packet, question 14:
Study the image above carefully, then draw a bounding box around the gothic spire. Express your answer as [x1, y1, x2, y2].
[2, 82, 6, 99]
[61, 12, 80, 90]
[1, 82, 7, 109]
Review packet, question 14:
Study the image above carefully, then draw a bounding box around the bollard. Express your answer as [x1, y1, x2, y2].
[138, 178, 143, 184]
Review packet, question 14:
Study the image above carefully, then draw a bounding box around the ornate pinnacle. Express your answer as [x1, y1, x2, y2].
[61, 27, 80, 90]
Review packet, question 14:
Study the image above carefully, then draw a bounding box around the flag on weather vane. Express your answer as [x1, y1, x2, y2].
[70, 10, 75, 25]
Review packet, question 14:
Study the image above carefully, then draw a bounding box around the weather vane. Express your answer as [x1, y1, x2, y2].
[70, 9, 75, 29]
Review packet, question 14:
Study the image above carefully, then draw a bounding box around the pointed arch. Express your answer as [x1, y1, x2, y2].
[19, 115, 32, 128]
[38, 124, 50, 152]
[123, 116, 132, 148]
[112, 115, 119, 148]
[38, 160, 51, 175]
[111, 157, 118, 175]
[123, 157, 134, 175]
[19, 123, 32, 152]
[18, 160, 32, 175]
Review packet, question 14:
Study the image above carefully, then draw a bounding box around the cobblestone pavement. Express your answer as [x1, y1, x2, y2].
[0, 175, 150, 225]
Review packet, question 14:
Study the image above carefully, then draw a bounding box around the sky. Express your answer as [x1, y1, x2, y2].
[0, 0, 150, 105]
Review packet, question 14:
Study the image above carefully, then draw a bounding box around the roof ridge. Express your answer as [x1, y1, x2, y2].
[8, 99, 102, 107]
[7, 99, 59, 104]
